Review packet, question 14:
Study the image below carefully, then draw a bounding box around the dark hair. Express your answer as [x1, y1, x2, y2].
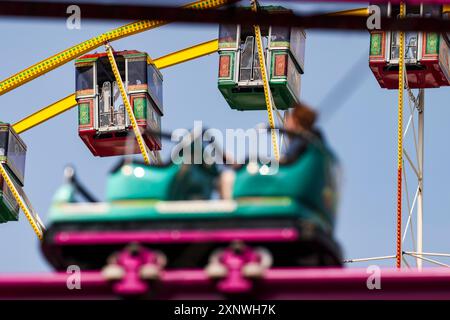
[290, 102, 317, 131]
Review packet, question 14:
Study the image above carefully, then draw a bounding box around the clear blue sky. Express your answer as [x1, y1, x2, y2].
[1, 1, 450, 272]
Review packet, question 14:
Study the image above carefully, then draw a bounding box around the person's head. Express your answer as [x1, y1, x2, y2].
[285, 102, 317, 133]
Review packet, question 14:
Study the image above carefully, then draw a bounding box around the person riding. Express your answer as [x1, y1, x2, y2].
[283, 101, 322, 162]
[219, 101, 321, 199]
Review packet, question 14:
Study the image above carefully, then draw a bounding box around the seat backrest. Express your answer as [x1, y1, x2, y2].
[106, 162, 217, 201]
[232, 143, 338, 222]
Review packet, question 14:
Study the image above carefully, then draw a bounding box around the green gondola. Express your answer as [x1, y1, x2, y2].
[218, 6, 305, 111]
[0, 123, 27, 223]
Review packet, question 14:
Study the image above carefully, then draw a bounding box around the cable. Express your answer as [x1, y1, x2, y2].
[0, 163, 44, 240]
[251, 0, 279, 161]
[105, 45, 151, 165]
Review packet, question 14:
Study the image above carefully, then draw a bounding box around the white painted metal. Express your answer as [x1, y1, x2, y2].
[343, 255, 396, 263]
[416, 89, 424, 270]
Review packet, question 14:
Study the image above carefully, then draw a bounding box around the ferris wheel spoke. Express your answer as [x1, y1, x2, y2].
[343, 255, 396, 264]
[403, 149, 420, 179]
[404, 252, 450, 268]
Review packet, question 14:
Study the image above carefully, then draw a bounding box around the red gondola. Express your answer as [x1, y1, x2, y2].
[76, 50, 163, 157]
[369, 4, 450, 89]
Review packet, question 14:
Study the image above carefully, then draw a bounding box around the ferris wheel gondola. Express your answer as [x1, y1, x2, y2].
[218, 5, 305, 111]
[0, 123, 26, 223]
[369, 3, 450, 89]
[76, 50, 163, 157]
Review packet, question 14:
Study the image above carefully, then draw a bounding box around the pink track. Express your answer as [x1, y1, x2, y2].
[1, 268, 450, 299]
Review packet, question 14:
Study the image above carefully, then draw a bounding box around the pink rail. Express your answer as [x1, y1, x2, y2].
[1, 268, 450, 299]
[54, 228, 299, 245]
[0, 272, 112, 299]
